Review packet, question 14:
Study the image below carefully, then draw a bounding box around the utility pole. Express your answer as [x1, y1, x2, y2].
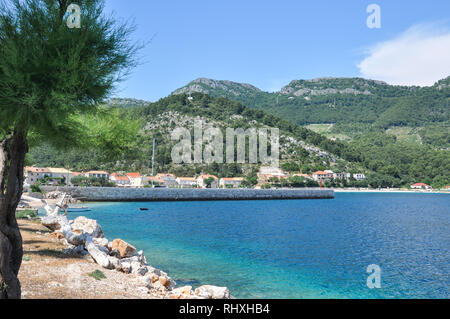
[151, 138, 156, 188]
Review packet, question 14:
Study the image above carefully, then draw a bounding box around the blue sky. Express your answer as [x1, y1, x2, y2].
[103, 0, 450, 101]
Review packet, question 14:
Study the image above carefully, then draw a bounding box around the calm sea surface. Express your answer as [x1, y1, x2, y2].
[65, 193, 449, 298]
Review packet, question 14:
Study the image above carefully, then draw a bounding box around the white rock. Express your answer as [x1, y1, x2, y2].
[93, 237, 109, 248]
[194, 285, 231, 299]
[147, 267, 162, 277]
[120, 261, 132, 274]
[41, 215, 64, 231]
[85, 235, 116, 270]
[150, 281, 167, 292]
[96, 245, 110, 255]
[108, 256, 121, 270]
[172, 286, 193, 295]
[72, 216, 104, 238]
[61, 222, 87, 246]
[135, 266, 149, 276]
[137, 250, 147, 264]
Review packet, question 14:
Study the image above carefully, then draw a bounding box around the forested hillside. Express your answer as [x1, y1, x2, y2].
[173, 77, 449, 129]
[29, 93, 449, 188]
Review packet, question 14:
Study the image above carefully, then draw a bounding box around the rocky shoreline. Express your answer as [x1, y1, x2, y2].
[38, 192, 232, 299]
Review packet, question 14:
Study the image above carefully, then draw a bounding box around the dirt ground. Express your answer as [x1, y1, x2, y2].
[18, 219, 164, 299]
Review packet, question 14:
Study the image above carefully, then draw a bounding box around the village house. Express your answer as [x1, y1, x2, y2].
[176, 177, 197, 188]
[333, 172, 351, 180]
[312, 171, 332, 182]
[257, 167, 288, 184]
[146, 176, 163, 186]
[126, 173, 147, 188]
[197, 174, 219, 188]
[411, 183, 433, 190]
[219, 177, 244, 188]
[24, 167, 51, 185]
[46, 168, 74, 185]
[86, 170, 109, 180]
[109, 173, 131, 187]
[353, 173, 366, 181]
[156, 173, 178, 187]
[25, 167, 75, 186]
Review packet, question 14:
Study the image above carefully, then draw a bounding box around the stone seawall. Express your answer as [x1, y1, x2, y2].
[40, 187, 334, 202]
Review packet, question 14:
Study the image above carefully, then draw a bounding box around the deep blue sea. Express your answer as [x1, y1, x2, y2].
[63, 193, 449, 299]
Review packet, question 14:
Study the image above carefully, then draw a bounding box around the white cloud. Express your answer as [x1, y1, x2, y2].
[358, 23, 450, 86]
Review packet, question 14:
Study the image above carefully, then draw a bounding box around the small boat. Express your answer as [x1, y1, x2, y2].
[67, 207, 91, 212]
[139, 208, 149, 211]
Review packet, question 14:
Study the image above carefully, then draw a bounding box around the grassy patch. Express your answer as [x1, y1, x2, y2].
[16, 210, 38, 219]
[306, 124, 351, 141]
[23, 255, 32, 262]
[306, 124, 334, 134]
[88, 270, 106, 281]
[386, 126, 422, 144]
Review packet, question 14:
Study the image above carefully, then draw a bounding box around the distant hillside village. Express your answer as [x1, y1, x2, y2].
[24, 166, 444, 191]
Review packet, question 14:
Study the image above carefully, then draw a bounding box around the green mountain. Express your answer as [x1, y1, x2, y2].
[173, 77, 450, 149]
[29, 93, 449, 188]
[173, 77, 449, 126]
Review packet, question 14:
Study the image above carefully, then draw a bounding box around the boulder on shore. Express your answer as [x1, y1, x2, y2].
[72, 216, 104, 238]
[41, 215, 64, 231]
[194, 285, 231, 299]
[85, 235, 120, 270]
[111, 239, 136, 258]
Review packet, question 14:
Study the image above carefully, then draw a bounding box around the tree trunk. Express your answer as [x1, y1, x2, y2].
[0, 129, 28, 299]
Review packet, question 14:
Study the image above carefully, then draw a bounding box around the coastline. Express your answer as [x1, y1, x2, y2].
[19, 219, 157, 299]
[25, 192, 234, 300]
[333, 188, 450, 194]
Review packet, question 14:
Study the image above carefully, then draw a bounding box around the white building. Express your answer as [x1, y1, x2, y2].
[353, 173, 366, 181]
[176, 177, 197, 188]
[219, 177, 244, 188]
[110, 173, 131, 187]
[312, 171, 333, 182]
[47, 168, 74, 185]
[156, 173, 178, 187]
[411, 183, 432, 190]
[25, 167, 74, 186]
[197, 175, 219, 189]
[25, 167, 50, 185]
[86, 171, 109, 179]
[333, 172, 351, 180]
[126, 173, 146, 188]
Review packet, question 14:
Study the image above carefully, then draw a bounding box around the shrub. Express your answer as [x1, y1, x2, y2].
[88, 270, 106, 281]
[16, 210, 38, 219]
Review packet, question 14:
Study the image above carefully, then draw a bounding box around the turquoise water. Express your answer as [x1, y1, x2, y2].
[65, 193, 449, 299]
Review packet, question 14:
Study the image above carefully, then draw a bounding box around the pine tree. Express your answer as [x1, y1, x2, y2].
[0, 0, 139, 298]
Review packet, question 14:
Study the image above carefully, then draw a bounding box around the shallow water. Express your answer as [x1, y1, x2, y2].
[65, 192, 449, 298]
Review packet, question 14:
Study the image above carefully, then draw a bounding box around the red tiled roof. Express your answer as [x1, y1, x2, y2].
[115, 176, 130, 181]
[312, 171, 328, 175]
[411, 183, 429, 187]
[127, 173, 141, 178]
